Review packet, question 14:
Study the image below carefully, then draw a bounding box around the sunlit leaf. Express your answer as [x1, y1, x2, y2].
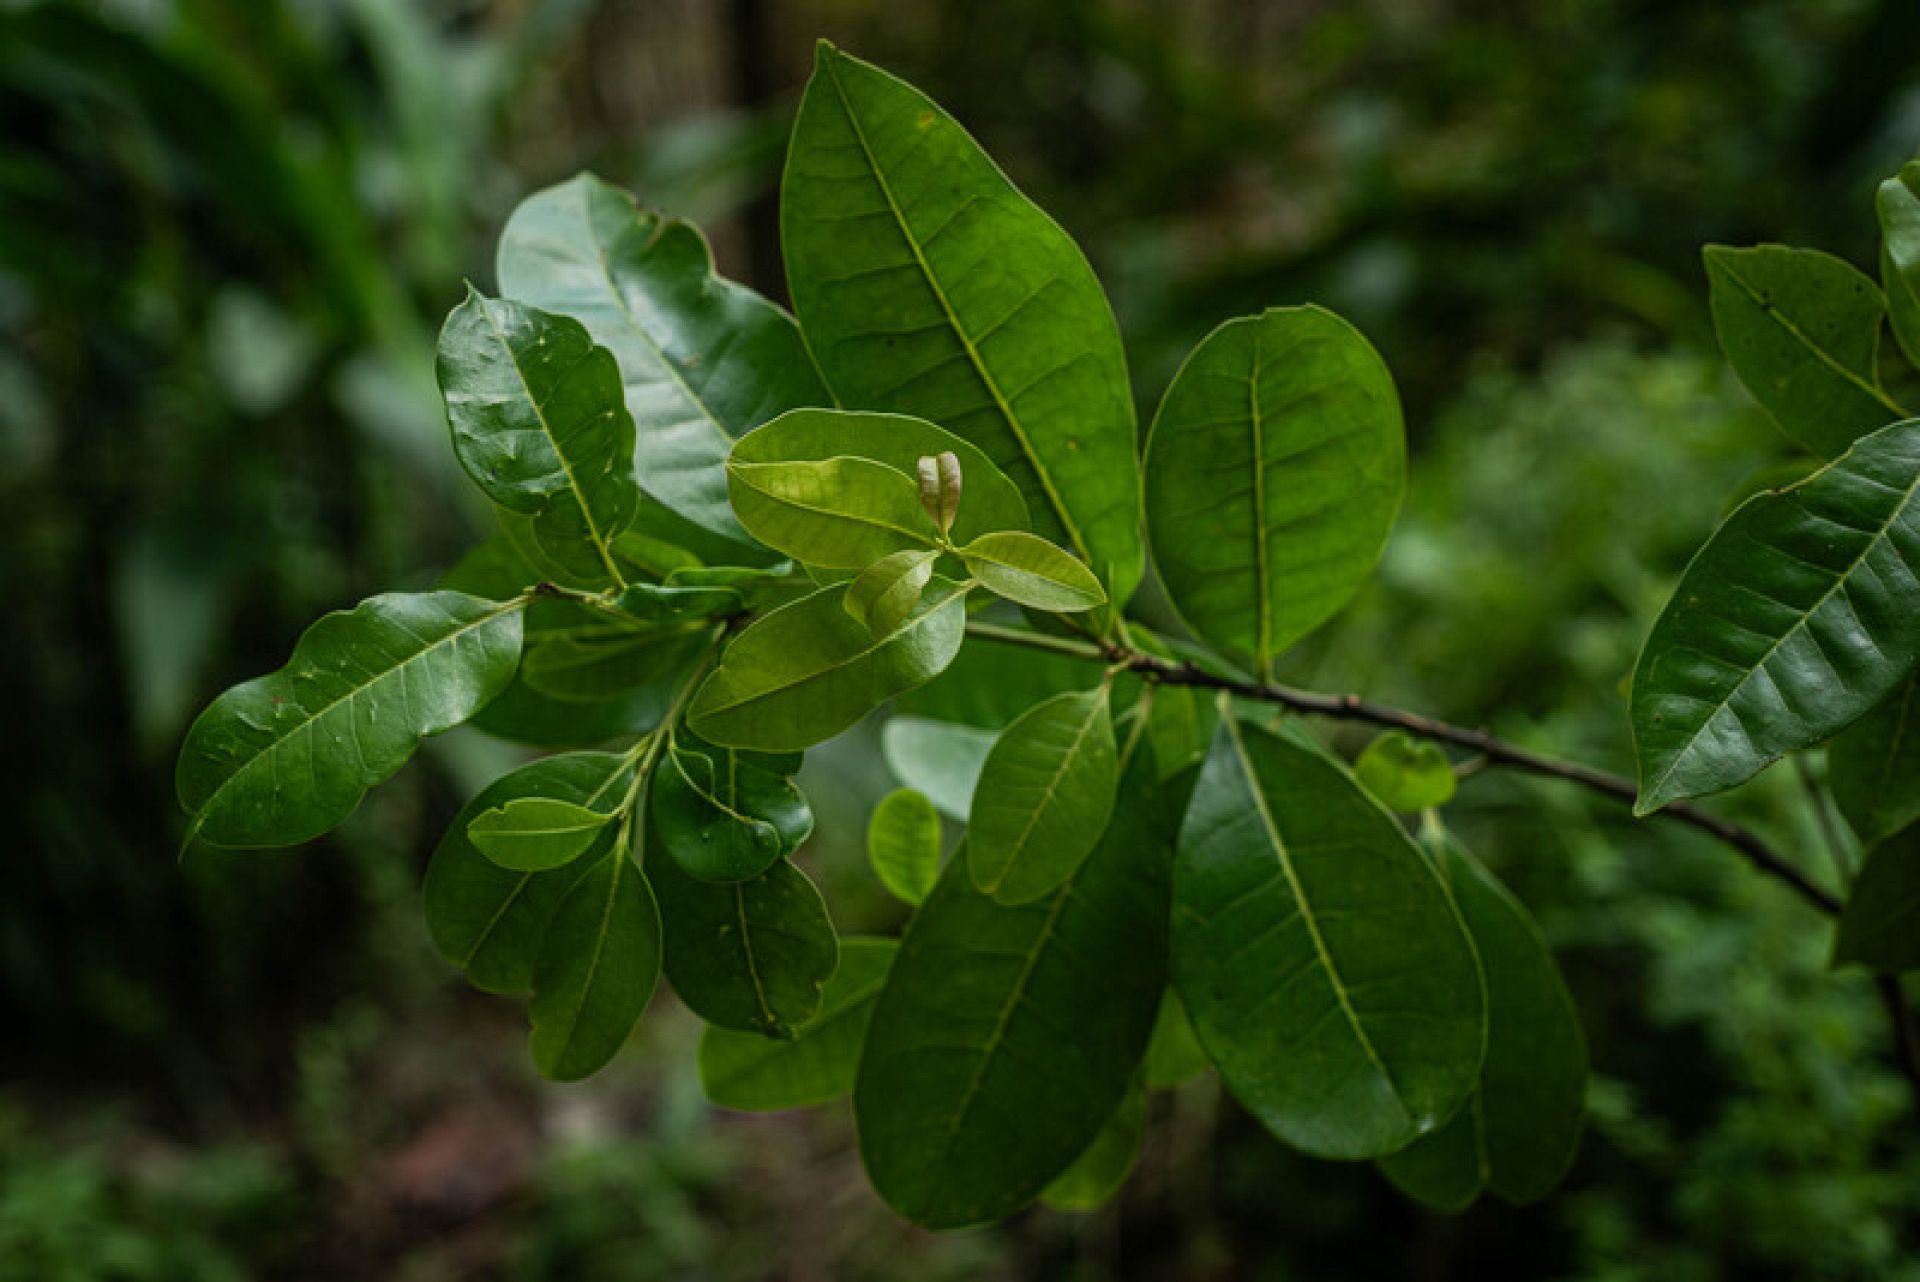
[467, 795, 618, 872]
[867, 787, 942, 905]
[1354, 731, 1456, 813]
[958, 530, 1106, 613]
[844, 549, 939, 636]
[967, 686, 1119, 904]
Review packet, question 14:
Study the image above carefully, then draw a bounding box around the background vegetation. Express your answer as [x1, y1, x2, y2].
[5, 0, 1920, 1276]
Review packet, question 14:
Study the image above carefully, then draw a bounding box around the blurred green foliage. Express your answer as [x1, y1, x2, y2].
[4, 0, 1919, 1277]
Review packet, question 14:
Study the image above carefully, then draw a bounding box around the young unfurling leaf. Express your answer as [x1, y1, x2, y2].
[917, 451, 962, 535]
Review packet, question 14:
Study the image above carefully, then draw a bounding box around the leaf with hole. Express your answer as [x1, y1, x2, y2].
[867, 787, 942, 905]
[967, 686, 1119, 904]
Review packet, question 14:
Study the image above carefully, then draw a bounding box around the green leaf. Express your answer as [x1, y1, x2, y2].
[1143, 307, 1405, 674]
[1830, 673, 1920, 847]
[844, 549, 939, 636]
[854, 749, 1175, 1229]
[424, 752, 634, 993]
[651, 738, 812, 882]
[1379, 828, 1586, 1210]
[468, 796, 618, 872]
[689, 579, 971, 751]
[1877, 164, 1920, 370]
[730, 408, 1028, 546]
[437, 289, 640, 583]
[519, 624, 714, 705]
[880, 716, 996, 818]
[699, 937, 898, 1111]
[783, 43, 1142, 604]
[1354, 731, 1457, 813]
[1040, 1078, 1147, 1212]
[728, 455, 944, 569]
[1143, 990, 1211, 1088]
[528, 846, 663, 1081]
[1630, 419, 1920, 812]
[178, 591, 524, 849]
[1703, 244, 1902, 458]
[967, 687, 1119, 904]
[1172, 714, 1485, 1160]
[957, 530, 1107, 613]
[495, 173, 828, 545]
[649, 832, 839, 1036]
[608, 582, 741, 624]
[867, 788, 942, 905]
[1833, 830, 1920, 971]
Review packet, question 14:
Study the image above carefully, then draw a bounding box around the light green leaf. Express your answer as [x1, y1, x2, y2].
[867, 788, 942, 905]
[854, 748, 1175, 1229]
[495, 173, 828, 545]
[958, 530, 1106, 613]
[1040, 1078, 1147, 1212]
[1704, 244, 1902, 458]
[967, 686, 1119, 904]
[519, 624, 715, 705]
[730, 408, 1028, 545]
[1833, 830, 1920, 971]
[1877, 164, 1920, 370]
[651, 737, 812, 882]
[649, 831, 839, 1036]
[1144, 307, 1404, 674]
[178, 591, 524, 849]
[528, 847, 663, 1081]
[1379, 828, 1586, 1210]
[437, 289, 639, 583]
[1143, 990, 1211, 1088]
[880, 716, 997, 818]
[1631, 418, 1920, 813]
[845, 549, 939, 636]
[699, 937, 898, 1111]
[727, 455, 942, 569]
[1830, 673, 1920, 847]
[1355, 731, 1457, 813]
[689, 579, 971, 751]
[783, 43, 1142, 604]
[468, 796, 618, 872]
[424, 752, 634, 993]
[1172, 714, 1485, 1160]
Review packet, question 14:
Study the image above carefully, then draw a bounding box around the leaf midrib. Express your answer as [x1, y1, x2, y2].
[1717, 256, 1906, 419]
[546, 850, 628, 1073]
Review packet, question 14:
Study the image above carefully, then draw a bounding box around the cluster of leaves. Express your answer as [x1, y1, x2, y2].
[175, 40, 1917, 1232]
[1630, 166, 1920, 968]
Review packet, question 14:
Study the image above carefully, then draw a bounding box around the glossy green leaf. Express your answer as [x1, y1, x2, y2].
[689, 578, 970, 751]
[1379, 829, 1586, 1210]
[1144, 307, 1405, 674]
[528, 846, 663, 1081]
[1877, 164, 1920, 369]
[854, 749, 1174, 1229]
[699, 937, 898, 1111]
[1143, 990, 1211, 1088]
[728, 455, 944, 569]
[1704, 244, 1902, 458]
[967, 686, 1119, 904]
[495, 172, 828, 545]
[468, 796, 618, 872]
[730, 408, 1028, 546]
[651, 737, 812, 882]
[1040, 1078, 1147, 1212]
[424, 752, 634, 993]
[867, 788, 942, 905]
[178, 591, 524, 849]
[957, 530, 1106, 613]
[1172, 714, 1485, 1160]
[1355, 731, 1457, 813]
[649, 832, 839, 1036]
[783, 44, 1142, 604]
[1830, 673, 1920, 847]
[880, 716, 996, 818]
[1833, 830, 1920, 971]
[438, 289, 640, 582]
[1631, 418, 1920, 812]
[519, 624, 714, 705]
[845, 549, 939, 636]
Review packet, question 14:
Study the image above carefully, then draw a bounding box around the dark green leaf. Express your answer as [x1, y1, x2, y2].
[609, 581, 741, 624]
[1144, 307, 1404, 674]
[1355, 731, 1457, 813]
[699, 937, 898, 1111]
[1704, 244, 1902, 458]
[957, 531, 1107, 613]
[528, 847, 663, 1081]
[1631, 419, 1920, 812]
[783, 43, 1142, 604]
[1172, 715, 1485, 1160]
[651, 738, 812, 882]
[967, 687, 1119, 904]
[178, 591, 523, 848]
[880, 716, 996, 818]
[520, 624, 715, 704]
[1833, 830, 1920, 971]
[1878, 164, 1920, 371]
[468, 796, 618, 872]
[867, 787, 942, 905]
[495, 173, 828, 545]
[1040, 1078, 1147, 1212]
[1829, 673, 1920, 847]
